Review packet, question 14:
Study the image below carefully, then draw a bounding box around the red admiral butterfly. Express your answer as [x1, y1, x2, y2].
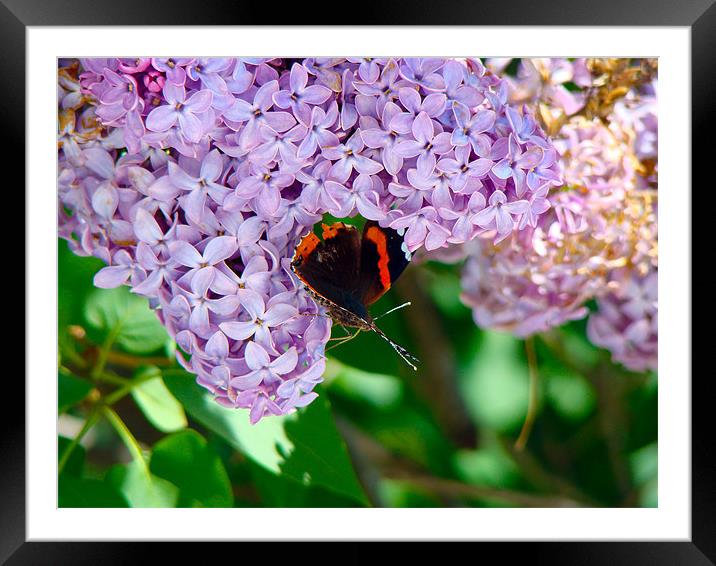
[291, 221, 420, 370]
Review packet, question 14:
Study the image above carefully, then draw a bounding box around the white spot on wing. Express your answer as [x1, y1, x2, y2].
[401, 241, 412, 261]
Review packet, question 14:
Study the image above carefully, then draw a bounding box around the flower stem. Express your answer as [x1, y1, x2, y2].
[95, 372, 131, 387]
[58, 409, 101, 475]
[515, 336, 539, 451]
[101, 406, 150, 476]
[103, 368, 160, 406]
[90, 325, 122, 380]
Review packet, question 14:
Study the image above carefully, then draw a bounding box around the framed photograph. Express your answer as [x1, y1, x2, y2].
[12, 0, 705, 562]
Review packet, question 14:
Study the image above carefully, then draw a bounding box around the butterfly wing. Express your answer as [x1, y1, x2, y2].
[291, 222, 368, 319]
[358, 221, 411, 306]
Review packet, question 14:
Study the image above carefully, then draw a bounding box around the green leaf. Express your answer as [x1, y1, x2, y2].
[279, 395, 368, 504]
[544, 370, 596, 421]
[58, 436, 85, 477]
[163, 369, 368, 505]
[59, 475, 129, 508]
[131, 368, 187, 433]
[361, 407, 454, 476]
[423, 264, 469, 319]
[149, 429, 233, 508]
[454, 446, 521, 488]
[459, 331, 531, 432]
[84, 286, 170, 354]
[639, 477, 658, 508]
[378, 479, 441, 508]
[106, 461, 180, 508]
[58, 370, 94, 413]
[58, 239, 105, 328]
[163, 370, 291, 472]
[629, 442, 658, 486]
[325, 359, 403, 409]
[249, 462, 362, 507]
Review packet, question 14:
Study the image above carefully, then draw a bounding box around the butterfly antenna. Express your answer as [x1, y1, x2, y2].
[373, 301, 412, 321]
[371, 325, 420, 371]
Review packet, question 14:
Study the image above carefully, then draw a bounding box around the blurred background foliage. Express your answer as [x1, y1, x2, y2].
[58, 236, 657, 509]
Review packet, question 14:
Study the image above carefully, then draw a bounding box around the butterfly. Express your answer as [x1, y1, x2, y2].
[290, 221, 420, 370]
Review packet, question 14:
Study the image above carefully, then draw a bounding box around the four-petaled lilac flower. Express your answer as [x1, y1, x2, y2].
[146, 83, 213, 143]
[168, 150, 232, 221]
[394, 111, 453, 176]
[273, 63, 332, 124]
[437, 144, 493, 193]
[442, 59, 484, 108]
[491, 134, 545, 197]
[296, 103, 340, 159]
[322, 132, 384, 183]
[168, 236, 238, 290]
[390, 206, 452, 251]
[234, 164, 295, 218]
[132, 241, 178, 296]
[186, 58, 232, 96]
[94, 249, 146, 289]
[346, 57, 388, 84]
[360, 101, 407, 176]
[399, 58, 446, 91]
[451, 102, 497, 153]
[151, 57, 195, 84]
[222, 80, 296, 150]
[295, 160, 343, 214]
[397, 87, 447, 119]
[471, 189, 530, 240]
[173, 267, 220, 337]
[220, 290, 298, 350]
[518, 184, 551, 229]
[325, 174, 386, 220]
[233, 341, 298, 391]
[98, 69, 139, 112]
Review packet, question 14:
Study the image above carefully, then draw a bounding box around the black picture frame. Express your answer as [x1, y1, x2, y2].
[11, 1, 705, 562]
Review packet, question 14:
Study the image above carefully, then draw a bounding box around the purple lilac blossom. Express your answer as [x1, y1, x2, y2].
[58, 57, 561, 422]
[459, 66, 658, 371]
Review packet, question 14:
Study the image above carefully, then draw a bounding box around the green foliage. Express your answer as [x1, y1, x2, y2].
[131, 368, 187, 433]
[58, 239, 105, 328]
[378, 479, 441, 507]
[630, 442, 658, 507]
[58, 370, 93, 413]
[58, 436, 85, 477]
[326, 360, 403, 410]
[454, 445, 521, 488]
[150, 430, 233, 507]
[163, 369, 368, 505]
[84, 286, 170, 354]
[106, 461, 180, 508]
[460, 331, 532, 432]
[544, 366, 596, 421]
[59, 475, 129, 508]
[248, 462, 364, 507]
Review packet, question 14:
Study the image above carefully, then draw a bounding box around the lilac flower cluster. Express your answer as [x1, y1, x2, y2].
[459, 59, 658, 371]
[487, 58, 592, 116]
[587, 83, 658, 371]
[58, 57, 561, 421]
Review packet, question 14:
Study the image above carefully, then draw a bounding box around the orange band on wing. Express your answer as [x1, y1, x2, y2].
[293, 232, 320, 262]
[321, 222, 346, 239]
[365, 226, 391, 291]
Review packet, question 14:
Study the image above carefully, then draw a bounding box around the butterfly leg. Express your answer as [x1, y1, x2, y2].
[325, 328, 362, 351]
[328, 325, 352, 341]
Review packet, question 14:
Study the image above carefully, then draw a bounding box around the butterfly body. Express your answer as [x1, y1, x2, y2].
[291, 221, 419, 369]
